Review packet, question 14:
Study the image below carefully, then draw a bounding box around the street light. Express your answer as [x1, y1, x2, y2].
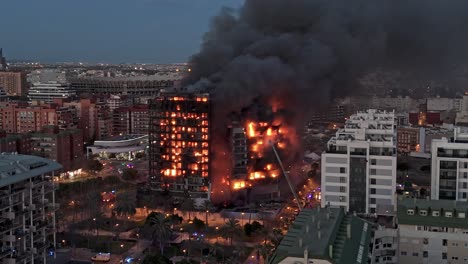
[241, 212, 245, 225]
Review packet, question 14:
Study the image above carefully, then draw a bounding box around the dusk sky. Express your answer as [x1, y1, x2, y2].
[1, 0, 244, 63]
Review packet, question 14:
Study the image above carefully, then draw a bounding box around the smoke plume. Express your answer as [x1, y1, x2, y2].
[182, 0, 468, 203]
[184, 0, 468, 113]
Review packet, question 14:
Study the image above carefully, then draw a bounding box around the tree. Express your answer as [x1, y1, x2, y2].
[86, 159, 103, 172]
[244, 223, 254, 237]
[141, 253, 171, 264]
[122, 168, 139, 181]
[200, 200, 213, 227]
[147, 212, 173, 255]
[397, 162, 410, 172]
[419, 187, 427, 197]
[221, 218, 241, 245]
[181, 198, 195, 220]
[135, 152, 146, 159]
[114, 192, 137, 219]
[191, 217, 205, 233]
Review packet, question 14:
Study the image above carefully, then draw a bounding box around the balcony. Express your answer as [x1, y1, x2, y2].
[2, 258, 16, 264]
[1, 212, 15, 220]
[2, 235, 16, 243]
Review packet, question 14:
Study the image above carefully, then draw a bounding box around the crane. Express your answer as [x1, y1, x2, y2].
[269, 140, 303, 210]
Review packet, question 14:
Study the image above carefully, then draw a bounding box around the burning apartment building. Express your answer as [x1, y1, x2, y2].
[148, 93, 210, 203]
[228, 99, 299, 203]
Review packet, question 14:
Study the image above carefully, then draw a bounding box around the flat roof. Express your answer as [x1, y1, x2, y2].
[96, 134, 147, 142]
[0, 153, 62, 187]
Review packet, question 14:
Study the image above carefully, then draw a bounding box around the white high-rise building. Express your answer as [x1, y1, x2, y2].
[431, 127, 468, 201]
[321, 109, 397, 214]
[28, 81, 75, 103]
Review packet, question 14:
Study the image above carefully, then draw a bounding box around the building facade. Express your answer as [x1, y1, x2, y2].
[148, 94, 210, 201]
[0, 153, 61, 264]
[70, 77, 173, 96]
[321, 109, 397, 214]
[30, 126, 83, 172]
[431, 128, 468, 201]
[0, 102, 77, 134]
[397, 198, 468, 264]
[397, 127, 420, 154]
[28, 82, 75, 103]
[0, 71, 28, 96]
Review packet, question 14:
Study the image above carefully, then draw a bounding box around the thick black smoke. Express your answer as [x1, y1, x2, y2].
[182, 0, 468, 203]
[184, 0, 468, 114]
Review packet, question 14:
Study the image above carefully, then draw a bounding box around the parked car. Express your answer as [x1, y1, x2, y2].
[91, 253, 110, 262]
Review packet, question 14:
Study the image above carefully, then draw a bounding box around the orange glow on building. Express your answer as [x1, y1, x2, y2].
[248, 122, 256, 138]
[233, 180, 246, 190]
[149, 94, 210, 194]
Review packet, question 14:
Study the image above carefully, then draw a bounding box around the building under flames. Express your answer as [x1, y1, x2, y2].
[148, 93, 210, 203]
[229, 100, 297, 202]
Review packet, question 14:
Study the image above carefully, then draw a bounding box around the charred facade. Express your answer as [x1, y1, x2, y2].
[148, 94, 210, 199]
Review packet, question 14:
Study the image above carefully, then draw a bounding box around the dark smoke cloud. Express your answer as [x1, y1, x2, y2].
[184, 0, 468, 114]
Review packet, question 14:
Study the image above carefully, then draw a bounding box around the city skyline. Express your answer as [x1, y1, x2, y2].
[1, 0, 244, 64]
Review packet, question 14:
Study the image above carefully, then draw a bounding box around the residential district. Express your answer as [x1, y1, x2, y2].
[3, 48, 468, 264]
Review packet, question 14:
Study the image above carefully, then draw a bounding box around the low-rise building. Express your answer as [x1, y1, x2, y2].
[0, 153, 61, 263]
[397, 197, 468, 264]
[269, 207, 372, 264]
[28, 81, 75, 104]
[86, 134, 147, 160]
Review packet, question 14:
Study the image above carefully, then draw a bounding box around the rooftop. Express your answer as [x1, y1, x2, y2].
[398, 197, 468, 229]
[98, 134, 147, 142]
[269, 207, 371, 264]
[0, 153, 62, 187]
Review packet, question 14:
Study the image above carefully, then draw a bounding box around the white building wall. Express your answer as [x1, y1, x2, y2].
[322, 109, 396, 214]
[431, 132, 468, 201]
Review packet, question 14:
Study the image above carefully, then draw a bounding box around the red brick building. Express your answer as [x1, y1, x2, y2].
[111, 104, 148, 136]
[30, 126, 83, 171]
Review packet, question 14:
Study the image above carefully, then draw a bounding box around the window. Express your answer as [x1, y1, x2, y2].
[371, 159, 377, 165]
[464, 193, 467, 199]
[407, 209, 415, 215]
[433, 211, 440, 217]
[445, 212, 453, 218]
[443, 239, 448, 246]
[340, 167, 345, 173]
[412, 252, 419, 257]
[371, 178, 376, 185]
[423, 238, 428, 245]
[419, 210, 427, 216]
[459, 212, 466, 219]
[340, 186, 346, 193]
[371, 169, 377, 175]
[442, 253, 447, 259]
[453, 242, 459, 247]
[339, 177, 346, 183]
[464, 172, 468, 179]
[371, 188, 376, 195]
[464, 182, 468, 189]
[465, 243, 468, 248]
[401, 251, 407, 256]
[370, 198, 376, 204]
[453, 257, 459, 260]
[339, 196, 346, 202]
[423, 251, 428, 258]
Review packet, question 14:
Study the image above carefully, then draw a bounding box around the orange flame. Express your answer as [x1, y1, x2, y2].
[248, 122, 256, 138]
